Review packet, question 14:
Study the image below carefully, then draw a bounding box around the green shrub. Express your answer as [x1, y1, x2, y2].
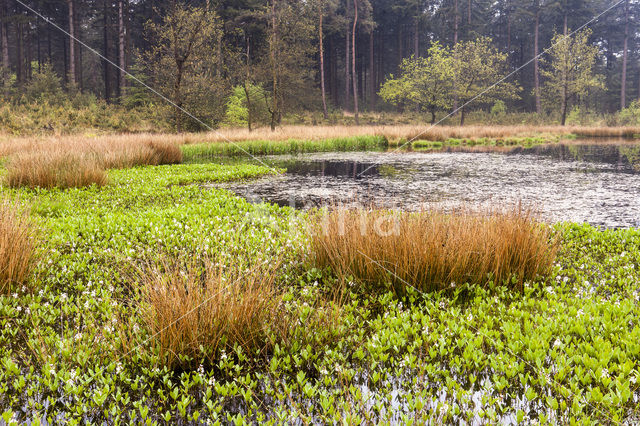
[224, 84, 270, 128]
[616, 100, 640, 126]
[23, 63, 66, 105]
[491, 100, 507, 116]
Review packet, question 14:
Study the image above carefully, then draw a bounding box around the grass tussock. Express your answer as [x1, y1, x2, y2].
[1, 136, 182, 189]
[133, 258, 285, 370]
[0, 200, 38, 294]
[311, 207, 558, 294]
[5, 152, 108, 189]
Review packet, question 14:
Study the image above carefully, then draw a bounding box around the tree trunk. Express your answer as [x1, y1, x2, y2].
[36, 16, 41, 73]
[561, 79, 568, 125]
[460, 105, 466, 126]
[76, 8, 82, 90]
[453, 0, 459, 44]
[430, 108, 436, 125]
[243, 84, 253, 132]
[216, 30, 223, 77]
[345, 16, 351, 110]
[413, 17, 418, 58]
[561, 98, 568, 125]
[330, 37, 337, 104]
[0, 0, 8, 81]
[25, 23, 31, 80]
[534, 5, 541, 114]
[16, 23, 23, 85]
[397, 25, 403, 67]
[369, 29, 374, 110]
[47, 4, 52, 62]
[174, 64, 183, 132]
[244, 37, 252, 131]
[467, 0, 471, 26]
[352, 0, 359, 125]
[452, 0, 459, 115]
[118, 0, 126, 99]
[506, 0, 511, 53]
[63, 30, 68, 84]
[621, 0, 629, 109]
[269, 0, 279, 131]
[319, 5, 328, 119]
[67, 0, 76, 86]
[103, 0, 111, 102]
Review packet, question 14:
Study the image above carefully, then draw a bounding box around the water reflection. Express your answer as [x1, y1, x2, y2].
[513, 143, 640, 173]
[221, 144, 640, 228]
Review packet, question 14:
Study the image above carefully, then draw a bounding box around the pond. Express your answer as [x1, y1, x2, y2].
[222, 143, 640, 228]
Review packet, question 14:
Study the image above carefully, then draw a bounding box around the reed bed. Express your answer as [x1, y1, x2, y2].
[310, 207, 558, 295]
[1, 125, 635, 155]
[5, 152, 108, 189]
[0, 136, 182, 167]
[0, 199, 38, 294]
[1, 136, 182, 189]
[133, 258, 285, 369]
[182, 135, 387, 161]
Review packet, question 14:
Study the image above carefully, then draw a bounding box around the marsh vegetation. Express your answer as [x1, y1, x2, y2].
[0, 130, 639, 424]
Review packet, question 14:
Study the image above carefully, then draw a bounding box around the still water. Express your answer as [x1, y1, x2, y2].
[223, 143, 640, 228]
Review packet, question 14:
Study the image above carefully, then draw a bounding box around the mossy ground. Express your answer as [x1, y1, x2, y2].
[0, 153, 639, 424]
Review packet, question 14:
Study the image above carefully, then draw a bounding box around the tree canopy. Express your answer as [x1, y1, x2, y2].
[0, 0, 638, 129]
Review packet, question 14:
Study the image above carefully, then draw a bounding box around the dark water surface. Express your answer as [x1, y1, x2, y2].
[222, 144, 640, 228]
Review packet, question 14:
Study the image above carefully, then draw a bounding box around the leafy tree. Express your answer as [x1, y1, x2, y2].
[379, 42, 454, 124]
[224, 84, 270, 128]
[262, 0, 315, 130]
[541, 28, 604, 125]
[452, 36, 520, 125]
[143, 1, 226, 131]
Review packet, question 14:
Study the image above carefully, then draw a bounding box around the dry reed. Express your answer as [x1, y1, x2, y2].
[310, 207, 558, 294]
[134, 258, 284, 369]
[5, 152, 108, 189]
[0, 199, 38, 294]
[1, 136, 182, 189]
[0, 124, 634, 156]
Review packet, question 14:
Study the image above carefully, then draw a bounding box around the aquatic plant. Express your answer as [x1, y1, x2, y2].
[181, 135, 388, 161]
[1, 151, 639, 424]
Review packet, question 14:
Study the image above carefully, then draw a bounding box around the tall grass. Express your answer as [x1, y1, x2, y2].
[1, 136, 182, 189]
[310, 207, 557, 295]
[5, 152, 108, 189]
[133, 258, 285, 369]
[1, 124, 633, 157]
[182, 135, 387, 161]
[0, 200, 38, 294]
